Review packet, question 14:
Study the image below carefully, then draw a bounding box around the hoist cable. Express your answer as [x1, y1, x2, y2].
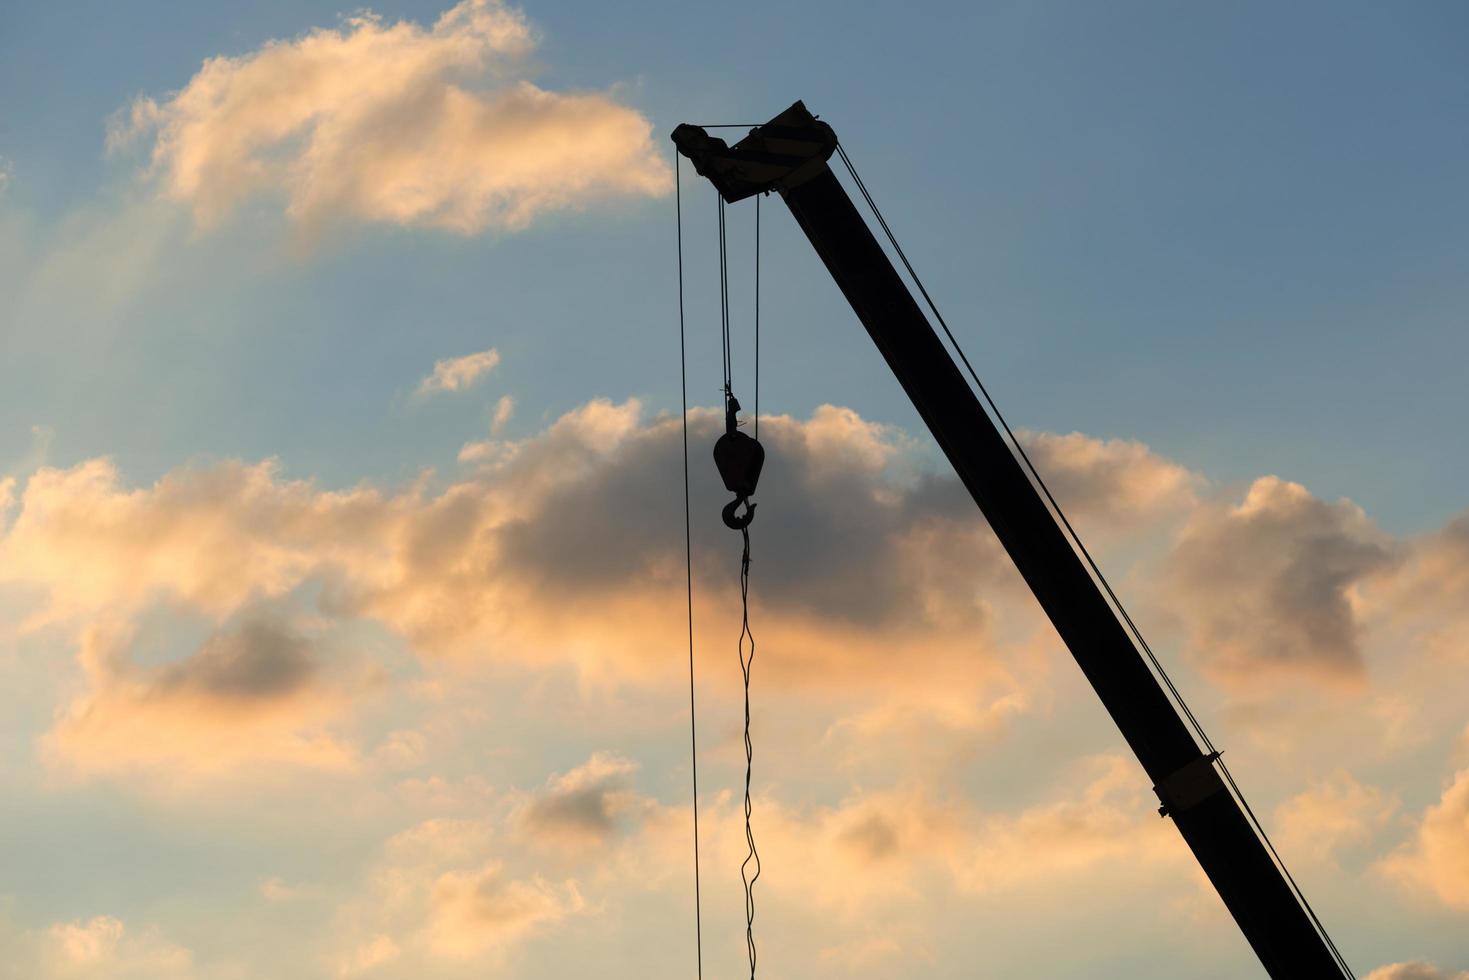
[738, 526, 760, 979]
[754, 194, 760, 440]
[674, 154, 704, 980]
[718, 195, 733, 405]
[833, 142, 1356, 980]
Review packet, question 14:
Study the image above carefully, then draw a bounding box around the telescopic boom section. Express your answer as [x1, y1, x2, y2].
[673, 102, 1348, 979]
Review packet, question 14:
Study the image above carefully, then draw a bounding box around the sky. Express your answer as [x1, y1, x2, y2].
[0, 1, 1466, 977]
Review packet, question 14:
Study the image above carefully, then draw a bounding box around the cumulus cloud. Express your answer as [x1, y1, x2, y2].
[417, 348, 500, 396]
[1381, 767, 1469, 910]
[1365, 963, 1469, 980]
[0, 402, 1040, 696]
[1019, 430, 1199, 526]
[1273, 770, 1397, 864]
[0, 456, 396, 623]
[950, 754, 1184, 894]
[0, 914, 195, 980]
[520, 752, 647, 850]
[7, 397, 1428, 787]
[110, 0, 670, 236]
[334, 815, 583, 971]
[337, 934, 401, 976]
[425, 861, 581, 958]
[44, 616, 360, 778]
[1163, 476, 1398, 685]
[1368, 511, 1469, 661]
[658, 754, 1184, 919]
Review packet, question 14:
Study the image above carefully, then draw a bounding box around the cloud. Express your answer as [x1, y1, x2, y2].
[1273, 770, 1397, 864]
[259, 877, 304, 903]
[1019, 429, 1199, 526]
[0, 456, 395, 623]
[0, 914, 195, 980]
[110, 0, 670, 236]
[949, 754, 1184, 894]
[334, 815, 583, 971]
[417, 349, 500, 396]
[520, 752, 647, 850]
[656, 754, 1185, 919]
[337, 934, 401, 976]
[1380, 767, 1469, 910]
[0, 402, 1194, 676]
[424, 861, 582, 958]
[490, 395, 515, 434]
[1368, 512, 1469, 661]
[1365, 964, 1469, 980]
[44, 615, 361, 778]
[1163, 476, 1398, 685]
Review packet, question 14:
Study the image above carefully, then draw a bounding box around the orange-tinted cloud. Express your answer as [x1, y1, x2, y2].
[11, 398, 1441, 787]
[417, 348, 501, 396]
[519, 753, 649, 851]
[44, 616, 362, 778]
[1273, 770, 1398, 865]
[1365, 964, 1469, 980]
[1163, 476, 1398, 685]
[1380, 767, 1469, 910]
[334, 815, 583, 972]
[109, 0, 669, 236]
[0, 913, 196, 980]
[1019, 429, 1200, 526]
[1367, 512, 1469, 662]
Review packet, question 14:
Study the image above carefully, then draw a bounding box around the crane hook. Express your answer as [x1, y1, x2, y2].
[722, 494, 757, 530]
[713, 392, 764, 532]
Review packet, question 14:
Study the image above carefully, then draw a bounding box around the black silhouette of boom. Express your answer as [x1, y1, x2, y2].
[674, 102, 1348, 978]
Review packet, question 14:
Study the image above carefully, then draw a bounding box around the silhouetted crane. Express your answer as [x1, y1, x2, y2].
[674, 102, 1352, 979]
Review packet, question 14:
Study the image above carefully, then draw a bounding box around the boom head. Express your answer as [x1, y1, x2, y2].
[671, 101, 837, 203]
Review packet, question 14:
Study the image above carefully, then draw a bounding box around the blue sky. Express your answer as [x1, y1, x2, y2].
[5, 1, 1468, 526]
[1, 3, 1467, 978]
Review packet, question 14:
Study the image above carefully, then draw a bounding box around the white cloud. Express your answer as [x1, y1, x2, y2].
[110, 0, 670, 237]
[417, 348, 500, 396]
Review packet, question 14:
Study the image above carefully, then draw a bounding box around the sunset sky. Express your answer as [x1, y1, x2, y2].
[1, 2, 1467, 977]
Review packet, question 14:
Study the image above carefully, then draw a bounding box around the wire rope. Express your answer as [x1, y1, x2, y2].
[738, 525, 760, 979]
[674, 153, 704, 980]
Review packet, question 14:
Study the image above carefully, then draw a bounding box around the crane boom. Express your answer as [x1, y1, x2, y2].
[673, 101, 1348, 978]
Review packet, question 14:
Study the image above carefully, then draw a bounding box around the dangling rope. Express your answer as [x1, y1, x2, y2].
[674, 152, 704, 980]
[833, 141, 1356, 980]
[716, 188, 762, 980]
[737, 524, 759, 978]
